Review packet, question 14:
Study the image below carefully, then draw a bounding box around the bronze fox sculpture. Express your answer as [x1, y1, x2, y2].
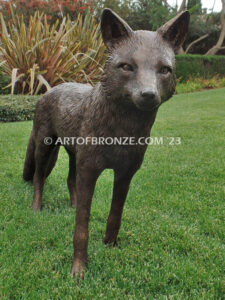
[23, 9, 190, 277]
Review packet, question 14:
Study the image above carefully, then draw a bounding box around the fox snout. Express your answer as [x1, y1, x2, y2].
[139, 88, 160, 109]
[129, 87, 160, 111]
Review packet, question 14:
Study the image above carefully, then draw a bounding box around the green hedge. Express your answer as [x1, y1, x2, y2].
[0, 95, 38, 122]
[176, 54, 225, 82]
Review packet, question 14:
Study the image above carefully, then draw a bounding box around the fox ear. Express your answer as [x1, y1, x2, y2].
[157, 11, 190, 52]
[101, 8, 133, 49]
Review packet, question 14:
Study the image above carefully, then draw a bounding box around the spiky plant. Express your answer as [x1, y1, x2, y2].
[0, 8, 106, 94]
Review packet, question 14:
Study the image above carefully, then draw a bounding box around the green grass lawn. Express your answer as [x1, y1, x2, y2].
[0, 88, 224, 299]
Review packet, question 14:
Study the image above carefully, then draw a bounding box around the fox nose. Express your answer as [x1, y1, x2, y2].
[141, 89, 158, 101]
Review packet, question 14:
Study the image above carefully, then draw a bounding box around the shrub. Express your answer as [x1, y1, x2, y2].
[176, 54, 225, 82]
[0, 9, 106, 95]
[176, 76, 225, 94]
[0, 0, 93, 25]
[0, 95, 38, 121]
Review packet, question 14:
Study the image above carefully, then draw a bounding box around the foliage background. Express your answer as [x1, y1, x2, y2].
[0, 0, 224, 95]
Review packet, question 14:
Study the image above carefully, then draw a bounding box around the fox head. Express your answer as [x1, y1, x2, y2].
[100, 9, 190, 112]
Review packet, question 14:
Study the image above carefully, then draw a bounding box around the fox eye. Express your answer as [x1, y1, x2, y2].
[118, 63, 134, 72]
[159, 66, 172, 75]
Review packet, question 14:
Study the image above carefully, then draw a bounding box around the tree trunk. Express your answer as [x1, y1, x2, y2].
[162, 0, 168, 8]
[176, 0, 187, 53]
[177, 47, 185, 54]
[178, 0, 186, 13]
[205, 0, 225, 55]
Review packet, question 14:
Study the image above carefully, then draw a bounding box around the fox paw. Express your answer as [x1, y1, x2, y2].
[70, 260, 85, 279]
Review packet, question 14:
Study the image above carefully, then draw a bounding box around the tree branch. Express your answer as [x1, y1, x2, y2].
[205, 0, 225, 55]
[185, 34, 209, 53]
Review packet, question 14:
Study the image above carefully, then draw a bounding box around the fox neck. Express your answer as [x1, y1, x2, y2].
[92, 82, 158, 138]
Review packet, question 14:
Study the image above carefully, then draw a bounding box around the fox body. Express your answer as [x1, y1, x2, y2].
[23, 9, 189, 277]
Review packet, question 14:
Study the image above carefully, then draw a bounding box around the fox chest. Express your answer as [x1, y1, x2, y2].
[99, 142, 148, 171]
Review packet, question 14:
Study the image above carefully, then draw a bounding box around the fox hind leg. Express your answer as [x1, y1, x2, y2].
[32, 140, 56, 211]
[23, 129, 35, 182]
